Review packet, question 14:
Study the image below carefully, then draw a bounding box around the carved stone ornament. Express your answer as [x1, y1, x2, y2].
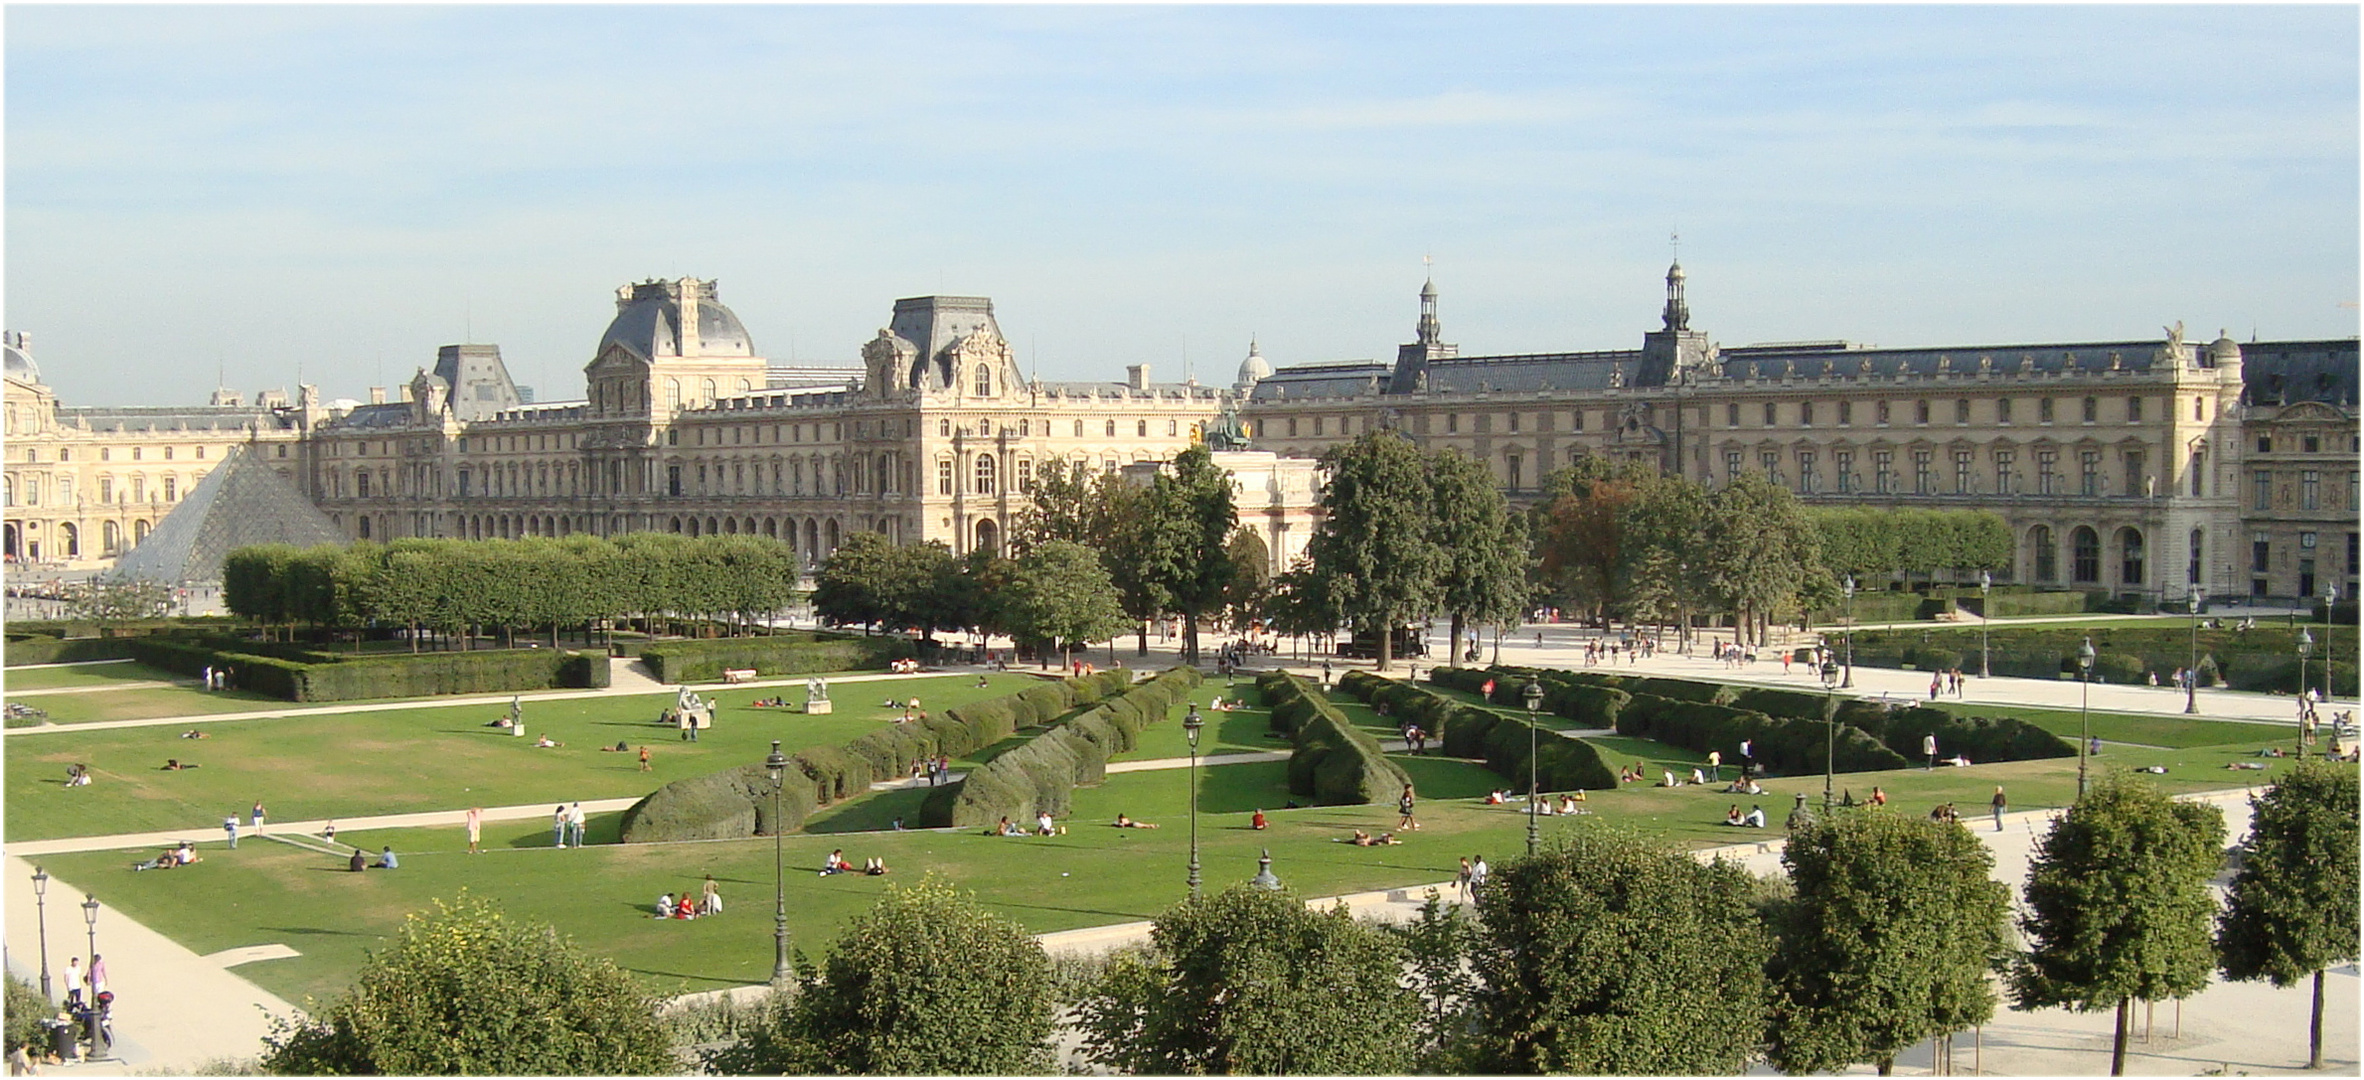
[1607, 366, 1625, 389]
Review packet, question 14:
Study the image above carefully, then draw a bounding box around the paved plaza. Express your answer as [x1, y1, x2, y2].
[3, 616, 2354, 1074]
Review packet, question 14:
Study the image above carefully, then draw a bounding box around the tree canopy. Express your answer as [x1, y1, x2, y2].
[2216, 760, 2360, 1069]
[1303, 431, 1448, 669]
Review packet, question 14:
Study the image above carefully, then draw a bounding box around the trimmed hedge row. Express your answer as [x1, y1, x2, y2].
[1842, 624, 2359, 696]
[125, 638, 605, 702]
[925, 667, 1202, 827]
[1848, 705, 2076, 764]
[1616, 693, 1910, 775]
[618, 763, 819, 843]
[639, 633, 915, 683]
[842, 670, 1129, 782]
[4, 635, 141, 667]
[1339, 671, 1617, 792]
[1261, 671, 1412, 806]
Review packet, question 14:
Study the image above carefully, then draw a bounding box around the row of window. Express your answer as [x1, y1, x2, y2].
[2027, 525, 2146, 585]
[1, 473, 181, 506]
[1724, 394, 2193, 430]
[2250, 470, 2361, 512]
[0, 519, 146, 559]
[20, 443, 214, 464]
[1722, 447, 2154, 498]
[2254, 432, 2358, 454]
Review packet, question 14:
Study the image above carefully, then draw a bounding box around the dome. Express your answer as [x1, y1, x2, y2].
[1667, 259, 1686, 282]
[597, 278, 754, 360]
[2209, 330, 2241, 362]
[1235, 339, 1272, 389]
[3, 331, 37, 383]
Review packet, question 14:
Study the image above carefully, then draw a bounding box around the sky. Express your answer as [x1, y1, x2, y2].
[6, 5, 2357, 407]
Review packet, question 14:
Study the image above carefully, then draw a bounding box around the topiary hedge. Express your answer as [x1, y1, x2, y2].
[1848, 705, 2075, 764]
[1841, 624, 2359, 695]
[925, 667, 1202, 828]
[1261, 671, 1412, 806]
[3, 634, 140, 667]
[1614, 693, 1910, 775]
[1340, 671, 1618, 792]
[639, 632, 916, 683]
[618, 762, 818, 843]
[123, 637, 606, 702]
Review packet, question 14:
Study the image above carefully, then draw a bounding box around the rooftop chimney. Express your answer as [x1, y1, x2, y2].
[1126, 364, 1151, 391]
[369, 387, 386, 404]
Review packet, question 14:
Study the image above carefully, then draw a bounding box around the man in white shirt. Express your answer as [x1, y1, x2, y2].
[62, 957, 84, 1009]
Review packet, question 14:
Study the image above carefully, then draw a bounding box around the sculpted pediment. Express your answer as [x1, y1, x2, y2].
[587, 344, 650, 375]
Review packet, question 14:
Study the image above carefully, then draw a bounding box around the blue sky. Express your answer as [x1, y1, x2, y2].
[7, 5, 2356, 407]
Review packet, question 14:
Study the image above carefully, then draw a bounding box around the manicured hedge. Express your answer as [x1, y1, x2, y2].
[841, 670, 1126, 779]
[1841, 624, 2359, 695]
[618, 762, 818, 843]
[1616, 693, 1910, 775]
[3, 635, 140, 667]
[1848, 705, 2076, 764]
[639, 632, 916, 683]
[126, 638, 310, 699]
[926, 667, 1203, 827]
[1262, 671, 1412, 806]
[793, 745, 875, 806]
[1341, 671, 1617, 792]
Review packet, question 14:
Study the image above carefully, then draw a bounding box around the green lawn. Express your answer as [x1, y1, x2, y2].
[5, 674, 1040, 841]
[4, 662, 190, 691]
[1930, 701, 2292, 749]
[37, 738, 2331, 1010]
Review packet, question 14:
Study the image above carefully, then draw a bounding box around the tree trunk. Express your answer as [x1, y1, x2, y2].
[1377, 623, 1393, 672]
[1136, 621, 1149, 657]
[1448, 612, 1466, 669]
[1183, 612, 1200, 667]
[1875, 1056, 1892, 1075]
[2111, 997, 2129, 1075]
[2312, 968, 2326, 1069]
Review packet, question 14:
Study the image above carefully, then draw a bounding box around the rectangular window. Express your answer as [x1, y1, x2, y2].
[1763, 402, 1777, 426]
[1914, 400, 1930, 424]
[937, 460, 953, 495]
[666, 466, 682, 497]
[2303, 434, 2320, 453]
[2302, 471, 2320, 510]
[1913, 450, 1934, 494]
[1725, 451, 1743, 484]
[2254, 471, 2273, 511]
[1954, 451, 1973, 494]
[1761, 451, 1781, 485]
[2039, 397, 2055, 423]
[2252, 532, 2271, 574]
[2081, 397, 2098, 423]
[2190, 451, 2206, 497]
[2125, 450, 2146, 498]
[1726, 403, 1740, 427]
[2258, 434, 2273, 453]
[1447, 414, 1458, 434]
[2080, 450, 2101, 496]
[1313, 417, 1324, 437]
[1873, 450, 1894, 494]
[1798, 451, 1818, 493]
[1876, 401, 1891, 425]
[1997, 397, 2012, 424]
[1506, 455, 1523, 490]
[1835, 451, 1855, 494]
[1570, 410, 1584, 431]
[2037, 450, 2059, 495]
[1799, 401, 1814, 427]
[2127, 396, 2143, 423]
[1507, 412, 1520, 434]
[1955, 399, 1970, 424]
[1839, 400, 1853, 426]
[1287, 417, 1299, 437]
[1994, 451, 2015, 495]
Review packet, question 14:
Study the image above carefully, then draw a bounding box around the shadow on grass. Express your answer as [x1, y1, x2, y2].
[260, 924, 377, 937]
[804, 787, 933, 834]
[1390, 755, 1500, 799]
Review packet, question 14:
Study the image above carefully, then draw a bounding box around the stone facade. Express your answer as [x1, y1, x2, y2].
[1243, 267, 2359, 605]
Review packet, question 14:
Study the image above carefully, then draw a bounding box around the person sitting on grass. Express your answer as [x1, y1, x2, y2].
[1869, 786, 1888, 806]
[1690, 767, 1709, 785]
[1483, 790, 1509, 805]
[655, 892, 675, 918]
[1557, 792, 1585, 814]
[1036, 812, 1060, 837]
[1724, 805, 1746, 826]
[820, 850, 853, 875]
[863, 856, 890, 876]
[676, 894, 697, 920]
[377, 846, 399, 870]
[1113, 813, 1159, 829]
[349, 849, 368, 873]
[1659, 769, 1681, 788]
[1743, 805, 1767, 828]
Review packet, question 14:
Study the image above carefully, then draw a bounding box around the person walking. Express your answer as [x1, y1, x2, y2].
[62, 957, 84, 1010]
[568, 802, 586, 847]
[222, 813, 239, 849]
[250, 801, 266, 828]
[1706, 749, 1722, 783]
[466, 806, 483, 854]
[1396, 783, 1419, 831]
[1922, 733, 1938, 771]
[1989, 786, 2008, 832]
[551, 805, 568, 848]
[639, 745, 652, 772]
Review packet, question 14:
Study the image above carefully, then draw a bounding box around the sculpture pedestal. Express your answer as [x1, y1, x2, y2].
[805, 700, 833, 715]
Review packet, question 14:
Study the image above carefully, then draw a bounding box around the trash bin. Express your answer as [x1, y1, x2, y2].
[45, 1019, 76, 1062]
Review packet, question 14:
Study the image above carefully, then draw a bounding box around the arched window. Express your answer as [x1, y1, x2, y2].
[1137, 420, 1149, 437]
[2032, 525, 2057, 583]
[1105, 419, 1117, 437]
[974, 454, 997, 495]
[668, 380, 682, 412]
[2072, 526, 2101, 583]
[975, 366, 993, 396]
[357, 516, 371, 539]
[2119, 528, 2145, 585]
[60, 523, 77, 557]
[1074, 419, 1085, 437]
[134, 520, 151, 544]
[702, 379, 717, 404]
[102, 521, 121, 555]
[974, 518, 1000, 556]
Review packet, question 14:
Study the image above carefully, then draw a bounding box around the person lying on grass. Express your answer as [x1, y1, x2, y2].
[179, 730, 209, 739]
[863, 857, 889, 876]
[1342, 830, 1402, 846]
[534, 734, 564, 748]
[1112, 814, 1160, 829]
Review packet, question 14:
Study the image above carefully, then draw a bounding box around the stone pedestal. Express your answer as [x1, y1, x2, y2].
[805, 700, 833, 715]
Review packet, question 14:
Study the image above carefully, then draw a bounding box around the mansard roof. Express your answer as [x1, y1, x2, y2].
[2238, 338, 2359, 407]
[60, 404, 299, 434]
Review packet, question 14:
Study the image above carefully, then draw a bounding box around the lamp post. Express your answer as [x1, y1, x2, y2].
[1978, 570, 1992, 678]
[764, 740, 791, 987]
[79, 894, 99, 971]
[1184, 704, 1204, 899]
[2186, 584, 2206, 715]
[2322, 584, 2338, 712]
[2076, 638, 2096, 795]
[31, 866, 51, 1000]
[1841, 575, 1856, 689]
[1523, 680, 1544, 855]
[2297, 628, 2315, 758]
[1249, 849, 1282, 891]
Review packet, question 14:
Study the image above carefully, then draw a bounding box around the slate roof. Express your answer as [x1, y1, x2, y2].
[2238, 339, 2359, 407]
[1713, 340, 2180, 381]
[109, 445, 344, 586]
[1245, 361, 1392, 402]
[60, 405, 299, 434]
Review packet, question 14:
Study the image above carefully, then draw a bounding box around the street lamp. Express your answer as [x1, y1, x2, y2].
[1841, 575, 1857, 689]
[2322, 584, 2338, 715]
[1523, 680, 1544, 855]
[1183, 704, 1204, 899]
[764, 740, 792, 987]
[2186, 584, 2206, 715]
[1978, 570, 1992, 678]
[1249, 849, 1282, 891]
[80, 894, 99, 971]
[31, 866, 51, 1000]
[2076, 638, 2096, 795]
[2297, 628, 2315, 758]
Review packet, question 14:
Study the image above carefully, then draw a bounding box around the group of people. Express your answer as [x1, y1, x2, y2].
[1453, 855, 1491, 901]
[1396, 722, 1429, 754]
[907, 755, 953, 786]
[1927, 668, 1970, 699]
[1581, 637, 1651, 666]
[1721, 804, 1768, 828]
[1480, 790, 1587, 815]
[988, 812, 1066, 837]
[889, 658, 923, 674]
[550, 802, 589, 847]
[819, 850, 889, 876]
[655, 877, 725, 918]
[63, 763, 93, 786]
[1343, 829, 1401, 846]
[132, 841, 201, 871]
[347, 846, 399, 871]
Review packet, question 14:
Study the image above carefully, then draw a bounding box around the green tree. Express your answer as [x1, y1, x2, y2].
[258, 893, 675, 1076]
[65, 577, 176, 625]
[1701, 474, 1821, 646]
[1387, 889, 1484, 1069]
[2012, 779, 2225, 1076]
[812, 532, 901, 632]
[4, 974, 47, 1059]
[996, 540, 1130, 669]
[1465, 831, 1769, 1074]
[1304, 431, 1445, 671]
[2217, 759, 2361, 1070]
[1431, 448, 1527, 667]
[708, 880, 1055, 1075]
[1533, 456, 1635, 620]
[1075, 885, 1418, 1075]
[1136, 445, 1238, 665]
[1767, 809, 2014, 1075]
